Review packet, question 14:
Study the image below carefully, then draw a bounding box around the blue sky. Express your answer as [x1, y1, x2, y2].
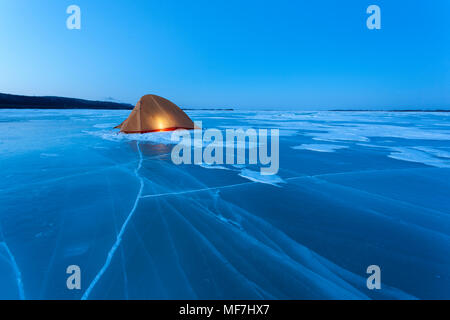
[0, 0, 448, 109]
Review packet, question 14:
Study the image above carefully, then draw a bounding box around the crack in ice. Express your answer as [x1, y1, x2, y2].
[81, 164, 440, 299]
[81, 141, 144, 300]
[0, 242, 25, 300]
[141, 182, 255, 199]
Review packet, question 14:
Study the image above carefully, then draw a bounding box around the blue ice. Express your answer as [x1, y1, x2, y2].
[0, 109, 449, 299]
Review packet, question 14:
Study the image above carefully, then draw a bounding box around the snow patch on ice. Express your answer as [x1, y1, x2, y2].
[412, 147, 450, 159]
[86, 130, 178, 144]
[239, 169, 285, 186]
[388, 147, 450, 168]
[308, 132, 370, 142]
[244, 112, 450, 142]
[199, 163, 231, 170]
[87, 129, 262, 148]
[93, 123, 117, 129]
[292, 144, 349, 153]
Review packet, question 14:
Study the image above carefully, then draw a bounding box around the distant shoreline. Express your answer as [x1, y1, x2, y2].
[0, 92, 447, 112]
[0, 92, 134, 110]
[0, 92, 237, 111]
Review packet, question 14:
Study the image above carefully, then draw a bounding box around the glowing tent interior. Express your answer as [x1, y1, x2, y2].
[115, 94, 195, 133]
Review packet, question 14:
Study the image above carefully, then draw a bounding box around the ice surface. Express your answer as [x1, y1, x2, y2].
[292, 144, 349, 153]
[0, 109, 449, 300]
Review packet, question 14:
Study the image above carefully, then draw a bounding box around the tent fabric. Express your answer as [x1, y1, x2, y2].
[115, 94, 195, 134]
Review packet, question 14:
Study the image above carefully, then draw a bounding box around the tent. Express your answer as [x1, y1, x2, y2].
[115, 94, 195, 133]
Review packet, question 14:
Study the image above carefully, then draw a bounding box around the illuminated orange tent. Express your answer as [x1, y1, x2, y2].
[115, 94, 195, 133]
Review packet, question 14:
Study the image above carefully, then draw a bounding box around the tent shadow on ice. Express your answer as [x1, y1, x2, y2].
[115, 94, 196, 134]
